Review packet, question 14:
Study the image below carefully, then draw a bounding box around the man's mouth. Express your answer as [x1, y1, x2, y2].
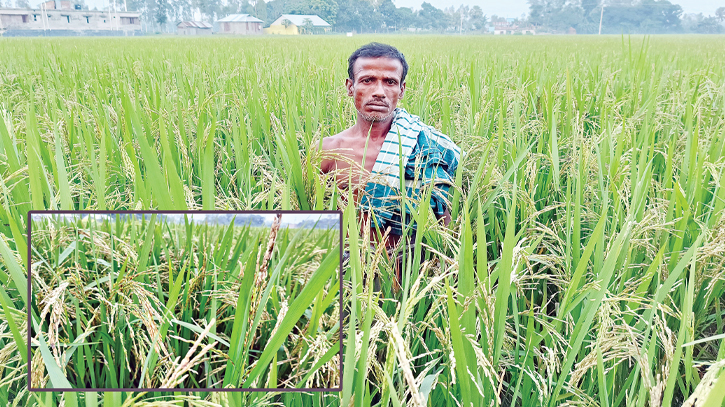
[366, 102, 389, 109]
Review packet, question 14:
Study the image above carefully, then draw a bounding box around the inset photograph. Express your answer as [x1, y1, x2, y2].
[29, 211, 341, 391]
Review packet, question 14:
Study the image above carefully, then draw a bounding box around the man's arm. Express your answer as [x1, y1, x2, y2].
[436, 208, 452, 227]
[316, 136, 336, 174]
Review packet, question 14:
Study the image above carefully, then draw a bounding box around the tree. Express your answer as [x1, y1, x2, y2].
[527, 0, 584, 32]
[169, 0, 193, 22]
[395, 6, 418, 30]
[580, 0, 598, 16]
[309, 0, 338, 26]
[378, 0, 397, 31]
[694, 15, 723, 33]
[284, 0, 337, 26]
[238, 0, 254, 14]
[154, 0, 169, 27]
[648, 0, 682, 32]
[418, 2, 450, 31]
[285, 0, 309, 14]
[335, 0, 380, 33]
[219, 0, 250, 14]
[529, 0, 684, 34]
[445, 5, 469, 33]
[301, 17, 313, 33]
[527, 1, 545, 27]
[716, 7, 725, 22]
[266, 0, 285, 24]
[578, 0, 601, 32]
[195, 0, 224, 22]
[469, 5, 486, 31]
[600, 0, 682, 33]
[334, 0, 359, 32]
[15, 0, 30, 7]
[126, 0, 155, 30]
[252, 0, 267, 22]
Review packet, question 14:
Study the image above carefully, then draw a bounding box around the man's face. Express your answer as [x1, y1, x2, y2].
[346, 57, 406, 123]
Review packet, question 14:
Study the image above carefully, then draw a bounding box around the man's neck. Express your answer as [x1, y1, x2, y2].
[354, 113, 395, 141]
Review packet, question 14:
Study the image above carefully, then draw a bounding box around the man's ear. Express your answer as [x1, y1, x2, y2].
[346, 78, 354, 96]
[399, 81, 406, 98]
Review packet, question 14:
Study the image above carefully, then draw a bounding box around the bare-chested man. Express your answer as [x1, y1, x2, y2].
[320, 43, 462, 252]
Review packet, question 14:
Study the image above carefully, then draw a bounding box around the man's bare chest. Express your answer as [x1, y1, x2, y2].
[334, 137, 384, 173]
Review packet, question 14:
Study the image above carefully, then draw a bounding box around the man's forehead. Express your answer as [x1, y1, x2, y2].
[353, 57, 404, 77]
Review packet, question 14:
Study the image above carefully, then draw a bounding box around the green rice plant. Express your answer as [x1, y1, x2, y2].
[0, 35, 723, 406]
[29, 213, 340, 393]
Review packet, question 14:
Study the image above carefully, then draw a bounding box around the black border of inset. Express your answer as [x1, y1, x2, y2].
[27, 210, 343, 393]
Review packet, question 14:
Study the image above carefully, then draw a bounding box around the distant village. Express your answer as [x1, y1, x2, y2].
[0, 0, 541, 37]
[0, 0, 722, 37]
[0, 0, 338, 36]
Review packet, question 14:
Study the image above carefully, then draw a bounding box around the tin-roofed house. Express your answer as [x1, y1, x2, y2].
[265, 14, 330, 35]
[177, 21, 212, 35]
[215, 14, 263, 35]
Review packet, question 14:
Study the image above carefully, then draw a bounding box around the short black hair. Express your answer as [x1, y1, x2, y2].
[348, 42, 408, 84]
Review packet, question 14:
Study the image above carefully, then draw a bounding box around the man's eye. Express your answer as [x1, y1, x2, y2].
[363, 78, 372, 83]
[387, 80, 397, 85]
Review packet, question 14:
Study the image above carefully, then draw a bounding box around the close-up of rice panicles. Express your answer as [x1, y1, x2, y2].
[29, 213, 341, 392]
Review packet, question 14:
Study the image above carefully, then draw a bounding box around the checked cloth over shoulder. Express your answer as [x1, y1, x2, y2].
[359, 107, 463, 236]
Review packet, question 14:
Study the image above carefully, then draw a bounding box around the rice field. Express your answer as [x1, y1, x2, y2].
[29, 212, 341, 392]
[0, 35, 724, 407]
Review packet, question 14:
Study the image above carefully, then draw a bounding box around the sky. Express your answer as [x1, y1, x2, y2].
[68, 0, 725, 17]
[183, 213, 339, 227]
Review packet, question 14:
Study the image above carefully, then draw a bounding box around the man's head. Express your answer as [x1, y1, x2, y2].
[346, 43, 408, 123]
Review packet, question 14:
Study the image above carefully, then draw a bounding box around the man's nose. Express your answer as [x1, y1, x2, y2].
[372, 81, 386, 98]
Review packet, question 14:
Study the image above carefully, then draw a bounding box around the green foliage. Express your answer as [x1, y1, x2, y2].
[528, 0, 687, 34]
[0, 35, 724, 407]
[154, 0, 169, 25]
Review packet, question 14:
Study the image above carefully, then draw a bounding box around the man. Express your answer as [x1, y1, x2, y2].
[320, 42, 462, 256]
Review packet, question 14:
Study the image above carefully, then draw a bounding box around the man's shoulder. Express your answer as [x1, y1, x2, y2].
[394, 109, 457, 147]
[319, 128, 355, 173]
[321, 128, 354, 151]
[401, 120, 461, 159]
[321, 135, 341, 152]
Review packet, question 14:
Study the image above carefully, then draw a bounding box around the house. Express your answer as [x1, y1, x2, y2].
[215, 14, 263, 35]
[177, 21, 212, 35]
[492, 20, 535, 35]
[265, 14, 330, 35]
[0, 0, 141, 36]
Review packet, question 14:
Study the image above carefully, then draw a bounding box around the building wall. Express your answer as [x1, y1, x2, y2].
[493, 28, 535, 35]
[1, 14, 26, 26]
[264, 24, 298, 35]
[178, 27, 212, 35]
[0, 8, 141, 33]
[218, 21, 262, 35]
[2, 29, 139, 36]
